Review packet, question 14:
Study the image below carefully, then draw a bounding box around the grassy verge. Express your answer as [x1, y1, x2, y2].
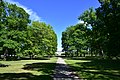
[65, 57, 120, 80]
[0, 57, 57, 80]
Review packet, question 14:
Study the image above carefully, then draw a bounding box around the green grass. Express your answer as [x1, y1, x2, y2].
[0, 57, 57, 80]
[65, 57, 120, 80]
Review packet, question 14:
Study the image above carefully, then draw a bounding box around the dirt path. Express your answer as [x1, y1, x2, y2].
[53, 57, 80, 80]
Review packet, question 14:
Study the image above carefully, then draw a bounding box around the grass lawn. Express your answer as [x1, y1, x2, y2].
[65, 57, 120, 80]
[0, 57, 57, 80]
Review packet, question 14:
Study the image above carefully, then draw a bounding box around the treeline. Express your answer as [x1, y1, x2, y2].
[62, 0, 120, 59]
[0, 1, 57, 60]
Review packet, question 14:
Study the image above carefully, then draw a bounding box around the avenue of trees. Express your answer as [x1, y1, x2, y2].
[0, 1, 57, 60]
[62, 0, 120, 59]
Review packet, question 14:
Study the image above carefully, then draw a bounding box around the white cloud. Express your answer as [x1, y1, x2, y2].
[78, 20, 84, 24]
[4, 0, 41, 21]
[78, 20, 89, 26]
[78, 20, 92, 29]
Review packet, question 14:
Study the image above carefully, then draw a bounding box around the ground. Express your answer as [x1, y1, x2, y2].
[0, 57, 57, 80]
[0, 57, 120, 80]
[53, 57, 80, 80]
[65, 57, 120, 80]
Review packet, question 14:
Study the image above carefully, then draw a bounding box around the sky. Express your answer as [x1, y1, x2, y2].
[5, 0, 100, 51]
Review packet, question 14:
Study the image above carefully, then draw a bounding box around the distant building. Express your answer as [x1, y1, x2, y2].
[55, 51, 64, 56]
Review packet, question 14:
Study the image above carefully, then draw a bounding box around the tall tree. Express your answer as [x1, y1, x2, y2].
[96, 0, 120, 57]
[24, 21, 57, 58]
[79, 8, 107, 57]
[62, 24, 87, 57]
[0, 1, 30, 60]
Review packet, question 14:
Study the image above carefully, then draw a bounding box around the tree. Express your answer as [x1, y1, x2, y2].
[96, 0, 120, 57]
[79, 8, 107, 57]
[62, 24, 87, 57]
[23, 21, 57, 58]
[0, 1, 30, 60]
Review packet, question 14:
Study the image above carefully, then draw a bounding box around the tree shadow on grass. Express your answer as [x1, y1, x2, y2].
[23, 62, 56, 75]
[0, 63, 9, 67]
[78, 59, 120, 70]
[69, 59, 120, 79]
[65, 56, 100, 60]
[0, 73, 53, 80]
[0, 62, 56, 80]
[19, 57, 50, 60]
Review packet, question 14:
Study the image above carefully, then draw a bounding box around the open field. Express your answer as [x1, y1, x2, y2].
[0, 57, 57, 80]
[65, 57, 120, 80]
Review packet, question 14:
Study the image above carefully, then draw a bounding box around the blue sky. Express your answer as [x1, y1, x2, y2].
[6, 0, 100, 51]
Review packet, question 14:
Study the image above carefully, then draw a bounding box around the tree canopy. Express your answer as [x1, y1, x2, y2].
[0, 1, 57, 60]
[62, 0, 120, 59]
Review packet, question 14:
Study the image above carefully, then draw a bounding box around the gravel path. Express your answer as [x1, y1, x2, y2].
[53, 57, 80, 80]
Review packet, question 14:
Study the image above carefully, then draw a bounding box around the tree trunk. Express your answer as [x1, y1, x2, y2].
[4, 49, 8, 61]
[76, 50, 79, 57]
